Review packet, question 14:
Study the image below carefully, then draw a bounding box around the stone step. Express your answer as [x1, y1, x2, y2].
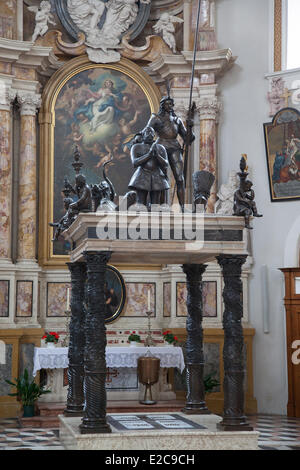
[18, 415, 60, 428]
[19, 401, 186, 428]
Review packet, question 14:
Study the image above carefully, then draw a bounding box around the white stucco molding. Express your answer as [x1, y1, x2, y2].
[0, 38, 62, 77]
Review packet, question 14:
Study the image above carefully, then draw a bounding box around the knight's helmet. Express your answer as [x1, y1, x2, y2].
[192, 171, 215, 206]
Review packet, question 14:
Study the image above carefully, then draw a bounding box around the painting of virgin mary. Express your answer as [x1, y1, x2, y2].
[52, 66, 152, 255]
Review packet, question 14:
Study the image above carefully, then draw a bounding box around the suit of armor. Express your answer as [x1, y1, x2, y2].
[129, 127, 170, 206]
[147, 97, 194, 210]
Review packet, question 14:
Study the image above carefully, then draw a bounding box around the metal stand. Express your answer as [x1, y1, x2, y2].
[138, 355, 160, 405]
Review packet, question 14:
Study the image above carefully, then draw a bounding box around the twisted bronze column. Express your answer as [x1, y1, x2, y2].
[217, 254, 253, 431]
[80, 251, 112, 434]
[64, 262, 86, 417]
[182, 264, 210, 414]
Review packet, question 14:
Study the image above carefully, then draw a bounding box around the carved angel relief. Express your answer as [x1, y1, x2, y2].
[65, 0, 151, 63]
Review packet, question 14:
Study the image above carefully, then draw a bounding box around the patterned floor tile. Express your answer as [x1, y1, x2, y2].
[0, 415, 299, 450]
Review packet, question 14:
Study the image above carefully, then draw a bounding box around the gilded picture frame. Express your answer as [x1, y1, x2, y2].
[39, 56, 161, 268]
[264, 107, 300, 202]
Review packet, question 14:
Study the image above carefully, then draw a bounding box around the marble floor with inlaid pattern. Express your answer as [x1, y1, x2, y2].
[0, 415, 299, 450]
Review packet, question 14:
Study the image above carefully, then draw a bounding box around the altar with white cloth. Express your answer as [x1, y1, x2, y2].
[33, 346, 185, 403]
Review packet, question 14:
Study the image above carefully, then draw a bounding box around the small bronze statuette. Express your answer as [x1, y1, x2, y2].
[128, 126, 170, 208]
[192, 171, 215, 212]
[91, 158, 117, 212]
[50, 145, 92, 241]
[49, 197, 77, 241]
[233, 155, 263, 229]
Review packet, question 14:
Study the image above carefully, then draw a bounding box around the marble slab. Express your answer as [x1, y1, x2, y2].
[59, 412, 259, 450]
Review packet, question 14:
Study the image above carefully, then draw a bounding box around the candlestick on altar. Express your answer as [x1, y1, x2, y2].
[147, 289, 151, 311]
[66, 287, 70, 312]
[144, 310, 156, 347]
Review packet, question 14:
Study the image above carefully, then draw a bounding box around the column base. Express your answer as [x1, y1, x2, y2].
[217, 423, 253, 432]
[182, 404, 211, 415]
[80, 419, 112, 434]
[217, 416, 253, 432]
[64, 408, 84, 418]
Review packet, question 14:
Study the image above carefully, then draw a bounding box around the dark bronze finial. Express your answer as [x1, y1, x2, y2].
[233, 154, 263, 229]
[72, 144, 84, 175]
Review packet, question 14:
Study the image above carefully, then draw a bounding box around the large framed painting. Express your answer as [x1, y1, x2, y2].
[39, 56, 160, 267]
[264, 107, 300, 201]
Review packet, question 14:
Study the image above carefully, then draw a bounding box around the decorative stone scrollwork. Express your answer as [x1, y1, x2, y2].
[0, 88, 16, 112]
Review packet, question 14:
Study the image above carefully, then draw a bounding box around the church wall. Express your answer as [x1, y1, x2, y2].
[216, 0, 299, 414]
[0, 0, 260, 417]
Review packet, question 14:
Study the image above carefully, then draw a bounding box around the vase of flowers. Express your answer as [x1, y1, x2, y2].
[162, 330, 178, 346]
[42, 332, 60, 347]
[128, 331, 141, 347]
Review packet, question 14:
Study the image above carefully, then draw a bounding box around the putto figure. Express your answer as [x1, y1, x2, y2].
[147, 96, 194, 211]
[128, 127, 170, 207]
[153, 13, 184, 53]
[28, 1, 56, 42]
[49, 198, 77, 241]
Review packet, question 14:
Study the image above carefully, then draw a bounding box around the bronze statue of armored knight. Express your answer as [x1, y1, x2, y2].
[147, 96, 195, 211]
[128, 126, 170, 207]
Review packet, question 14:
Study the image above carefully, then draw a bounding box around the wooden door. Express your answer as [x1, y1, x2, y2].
[281, 268, 300, 417]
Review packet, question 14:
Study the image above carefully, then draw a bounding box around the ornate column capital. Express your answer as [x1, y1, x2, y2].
[17, 92, 41, 116]
[172, 100, 189, 121]
[0, 88, 16, 111]
[196, 97, 222, 121]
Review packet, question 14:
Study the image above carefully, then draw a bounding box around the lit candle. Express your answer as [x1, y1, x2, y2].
[147, 289, 151, 311]
[66, 287, 70, 311]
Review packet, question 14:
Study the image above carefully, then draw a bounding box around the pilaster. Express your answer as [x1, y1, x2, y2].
[16, 91, 41, 264]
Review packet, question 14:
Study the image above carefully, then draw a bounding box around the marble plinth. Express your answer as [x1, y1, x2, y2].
[59, 413, 259, 450]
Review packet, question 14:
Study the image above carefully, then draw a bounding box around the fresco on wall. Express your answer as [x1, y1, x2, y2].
[264, 107, 300, 201]
[176, 281, 217, 318]
[16, 281, 33, 317]
[0, 281, 9, 317]
[163, 282, 171, 317]
[122, 283, 155, 317]
[47, 283, 71, 317]
[53, 67, 151, 255]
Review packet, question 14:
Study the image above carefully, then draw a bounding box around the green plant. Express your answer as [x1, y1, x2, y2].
[128, 331, 141, 342]
[42, 331, 59, 343]
[163, 330, 178, 345]
[5, 369, 51, 406]
[204, 372, 220, 394]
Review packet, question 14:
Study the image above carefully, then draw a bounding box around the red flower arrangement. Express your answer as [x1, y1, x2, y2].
[128, 331, 141, 343]
[42, 332, 60, 344]
[163, 330, 178, 345]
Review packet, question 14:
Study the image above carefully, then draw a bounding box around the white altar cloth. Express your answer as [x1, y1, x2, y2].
[33, 346, 185, 377]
